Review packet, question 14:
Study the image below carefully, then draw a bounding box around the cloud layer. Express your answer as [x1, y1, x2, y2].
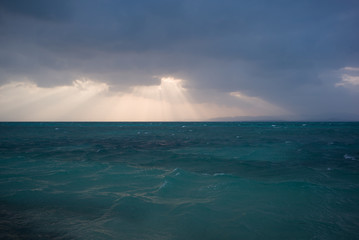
[0, 0, 358, 120]
[0, 78, 287, 121]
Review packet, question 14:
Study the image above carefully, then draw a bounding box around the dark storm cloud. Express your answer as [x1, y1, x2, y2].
[0, 0, 72, 21]
[0, 0, 358, 119]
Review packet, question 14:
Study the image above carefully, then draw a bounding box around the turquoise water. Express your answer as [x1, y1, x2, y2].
[1, 122, 359, 239]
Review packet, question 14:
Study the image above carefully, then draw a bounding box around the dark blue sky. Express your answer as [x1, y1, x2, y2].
[0, 0, 358, 120]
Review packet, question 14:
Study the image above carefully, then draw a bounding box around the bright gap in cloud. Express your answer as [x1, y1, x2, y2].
[0, 77, 287, 121]
[336, 67, 359, 88]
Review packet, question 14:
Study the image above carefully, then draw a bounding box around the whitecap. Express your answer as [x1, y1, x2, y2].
[344, 154, 356, 160]
[207, 184, 217, 190]
[159, 180, 168, 189]
[170, 168, 179, 173]
[213, 173, 226, 176]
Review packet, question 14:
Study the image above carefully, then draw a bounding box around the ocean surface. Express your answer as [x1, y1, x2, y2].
[1, 122, 359, 240]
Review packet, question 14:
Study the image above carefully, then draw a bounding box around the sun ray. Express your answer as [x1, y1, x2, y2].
[0, 76, 288, 121]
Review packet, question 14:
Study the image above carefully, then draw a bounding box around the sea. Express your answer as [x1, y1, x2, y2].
[0, 122, 359, 240]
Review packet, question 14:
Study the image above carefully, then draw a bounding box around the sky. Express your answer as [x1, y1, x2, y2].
[0, 0, 358, 121]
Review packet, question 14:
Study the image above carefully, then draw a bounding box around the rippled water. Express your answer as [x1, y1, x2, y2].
[1, 122, 359, 239]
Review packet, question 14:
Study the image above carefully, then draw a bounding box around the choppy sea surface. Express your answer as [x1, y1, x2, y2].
[1, 122, 359, 240]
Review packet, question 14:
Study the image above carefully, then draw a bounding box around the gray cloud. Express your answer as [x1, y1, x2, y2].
[0, 0, 72, 21]
[0, 0, 358, 119]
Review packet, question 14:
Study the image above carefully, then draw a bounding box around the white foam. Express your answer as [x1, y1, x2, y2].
[207, 184, 218, 190]
[159, 180, 168, 189]
[344, 154, 356, 160]
[213, 173, 226, 176]
[170, 168, 179, 173]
